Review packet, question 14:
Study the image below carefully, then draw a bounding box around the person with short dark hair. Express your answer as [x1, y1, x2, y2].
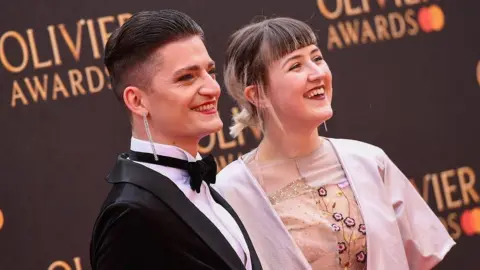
[89, 10, 262, 270]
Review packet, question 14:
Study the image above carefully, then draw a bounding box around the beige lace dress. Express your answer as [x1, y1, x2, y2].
[245, 140, 367, 269]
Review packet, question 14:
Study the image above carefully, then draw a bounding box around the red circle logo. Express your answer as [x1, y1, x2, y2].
[460, 207, 480, 236]
[418, 5, 445, 33]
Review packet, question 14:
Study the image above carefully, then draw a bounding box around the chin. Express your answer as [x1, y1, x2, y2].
[197, 119, 223, 138]
[314, 109, 333, 124]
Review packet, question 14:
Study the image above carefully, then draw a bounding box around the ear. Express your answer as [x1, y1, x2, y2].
[123, 86, 149, 117]
[244, 85, 269, 108]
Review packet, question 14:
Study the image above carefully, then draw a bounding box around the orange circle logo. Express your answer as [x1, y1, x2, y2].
[418, 5, 445, 33]
[460, 207, 480, 235]
[477, 61, 480, 87]
[0, 209, 4, 231]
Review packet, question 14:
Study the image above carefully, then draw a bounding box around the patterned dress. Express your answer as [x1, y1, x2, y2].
[246, 140, 367, 269]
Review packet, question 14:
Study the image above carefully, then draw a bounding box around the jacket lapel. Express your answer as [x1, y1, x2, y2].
[209, 187, 263, 270]
[107, 153, 245, 270]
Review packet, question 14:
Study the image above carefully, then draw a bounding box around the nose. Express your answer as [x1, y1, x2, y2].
[198, 72, 221, 98]
[307, 62, 325, 82]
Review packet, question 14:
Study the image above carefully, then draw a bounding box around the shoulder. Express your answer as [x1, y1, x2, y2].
[217, 148, 257, 181]
[215, 159, 247, 188]
[328, 137, 384, 154]
[94, 185, 169, 237]
[102, 181, 168, 212]
[214, 151, 257, 195]
[327, 137, 388, 166]
[94, 200, 151, 233]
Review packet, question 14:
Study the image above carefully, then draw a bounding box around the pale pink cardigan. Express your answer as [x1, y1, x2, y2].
[214, 138, 455, 270]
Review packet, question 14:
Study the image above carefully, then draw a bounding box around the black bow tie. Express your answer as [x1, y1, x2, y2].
[127, 150, 217, 193]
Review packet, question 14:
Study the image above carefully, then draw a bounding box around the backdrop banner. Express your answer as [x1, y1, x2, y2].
[0, 0, 479, 269]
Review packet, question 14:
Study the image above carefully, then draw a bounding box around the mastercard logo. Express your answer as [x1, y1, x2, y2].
[418, 5, 445, 33]
[460, 207, 480, 236]
[0, 209, 4, 231]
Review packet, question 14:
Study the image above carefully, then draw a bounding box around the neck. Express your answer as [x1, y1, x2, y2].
[132, 130, 199, 157]
[257, 122, 323, 161]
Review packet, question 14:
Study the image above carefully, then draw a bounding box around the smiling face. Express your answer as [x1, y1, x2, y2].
[264, 44, 333, 132]
[124, 35, 223, 143]
[146, 36, 223, 140]
[224, 17, 334, 137]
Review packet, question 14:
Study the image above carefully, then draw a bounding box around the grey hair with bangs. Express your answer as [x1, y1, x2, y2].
[223, 17, 318, 137]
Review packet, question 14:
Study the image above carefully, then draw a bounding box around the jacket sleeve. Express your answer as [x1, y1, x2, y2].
[379, 152, 455, 270]
[90, 203, 167, 270]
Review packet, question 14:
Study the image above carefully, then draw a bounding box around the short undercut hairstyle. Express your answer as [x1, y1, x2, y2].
[104, 9, 204, 102]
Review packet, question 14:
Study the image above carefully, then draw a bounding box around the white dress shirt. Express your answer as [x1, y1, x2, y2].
[130, 137, 251, 269]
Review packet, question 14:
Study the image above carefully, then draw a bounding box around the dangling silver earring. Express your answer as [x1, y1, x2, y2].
[323, 121, 328, 132]
[143, 112, 158, 161]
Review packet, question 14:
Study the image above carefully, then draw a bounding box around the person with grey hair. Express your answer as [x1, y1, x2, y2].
[214, 17, 454, 270]
[89, 9, 262, 270]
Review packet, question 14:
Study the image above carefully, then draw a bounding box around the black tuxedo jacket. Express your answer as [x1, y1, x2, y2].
[90, 153, 262, 270]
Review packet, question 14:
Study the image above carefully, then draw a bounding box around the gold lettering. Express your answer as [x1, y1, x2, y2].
[376, 0, 386, 8]
[73, 257, 82, 270]
[52, 73, 70, 100]
[86, 66, 104, 93]
[86, 20, 101, 60]
[24, 75, 48, 102]
[68, 69, 87, 96]
[388, 12, 406, 39]
[430, 174, 444, 212]
[327, 25, 344, 50]
[104, 67, 111, 89]
[361, 0, 370, 13]
[317, 0, 343, 20]
[198, 133, 215, 154]
[58, 19, 85, 61]
[409, 178, 419, 192]
[48, 261, 71, 270]
[344, 0, 363, 16]
[447, 212, 462, 240]
[458, 167, 480, 206]
[420, 175, 429, 202]
[98, 16, 116, 46]
[118, 13, 133, 26]
[0, 31, 29, 73]
[26, 29, 52, 69]
[338, 19, 360, 46]
[405, 0, 420, 5]
[405, 9, 419, 36]
[374, 15, 391, 41]
[361, 19, 376, 43]
[11, 80, 29, 107]
[217, 129, 237, 150]
[47, 25, 62, 65]
[440, 169, 462, 210]
[48, 257, 82, 270]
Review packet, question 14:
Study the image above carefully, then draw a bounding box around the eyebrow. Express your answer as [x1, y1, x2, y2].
[173, 61, 215, 77]
[282, 48, 321, 68]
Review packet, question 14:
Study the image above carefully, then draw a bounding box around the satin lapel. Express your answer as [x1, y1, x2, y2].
[107, 154, 245, 270]
[209, 187, 263, 270]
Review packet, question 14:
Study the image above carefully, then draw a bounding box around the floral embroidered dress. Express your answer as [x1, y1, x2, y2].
[245, 140, 367, 269]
